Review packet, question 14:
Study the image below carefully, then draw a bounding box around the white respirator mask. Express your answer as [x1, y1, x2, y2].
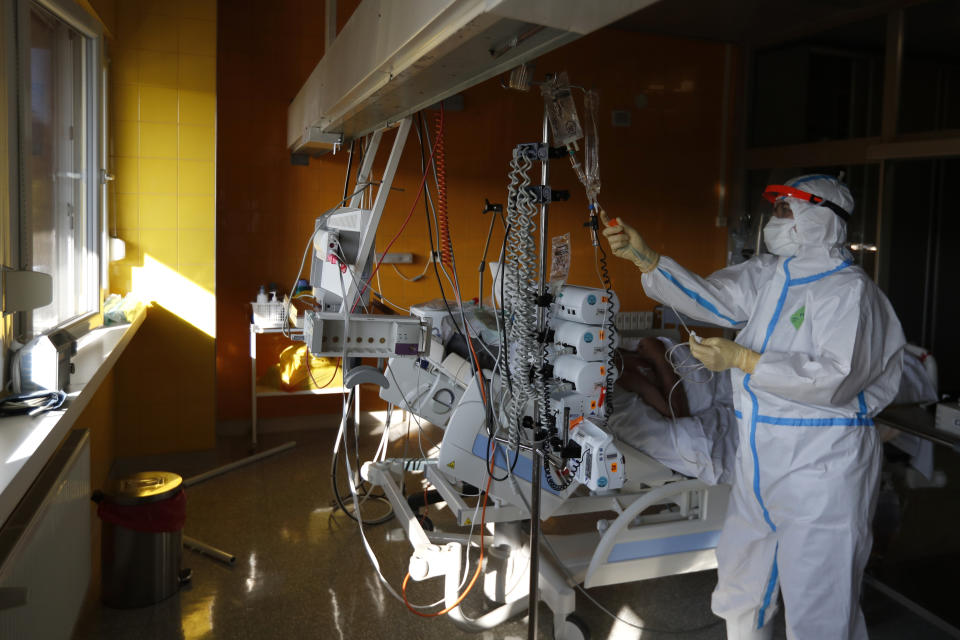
[763, 216, 800, 256]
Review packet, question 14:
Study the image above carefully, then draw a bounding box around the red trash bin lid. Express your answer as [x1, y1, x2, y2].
[108, 471, 183, 505]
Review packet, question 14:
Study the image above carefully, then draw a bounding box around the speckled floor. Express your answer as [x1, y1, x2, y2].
[73, 416, 955, 640]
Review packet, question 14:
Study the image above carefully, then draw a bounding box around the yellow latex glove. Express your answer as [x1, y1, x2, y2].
[689, 336, 761, 373]
[599, 210, 660, 273]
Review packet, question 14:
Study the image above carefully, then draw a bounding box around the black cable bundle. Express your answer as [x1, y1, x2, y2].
[542, 454, 573, 492]
[596, 240, 617, 419]
[0, 390, 67, 417]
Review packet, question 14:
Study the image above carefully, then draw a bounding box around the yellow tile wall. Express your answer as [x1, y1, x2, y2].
[0, 2, 11, 381]
[106, 0, 217, 455]
[109, 0, 215, 295]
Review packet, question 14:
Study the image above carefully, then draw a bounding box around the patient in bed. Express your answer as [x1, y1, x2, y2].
[609, 337, 938, 486]
[609, 337, 738, 485]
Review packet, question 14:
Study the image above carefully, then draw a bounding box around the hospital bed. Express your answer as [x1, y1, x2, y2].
[363, 327, 938, 640]
[363, 324, 732, 640]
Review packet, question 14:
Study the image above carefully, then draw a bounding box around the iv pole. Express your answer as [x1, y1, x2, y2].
[528, 104, 551, 640]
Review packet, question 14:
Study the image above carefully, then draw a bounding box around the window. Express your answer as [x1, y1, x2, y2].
[742, 5, 960, 398]
[879, 157, 959, 392]
[750, 17, 885, 147]
[16, 0, 103, 337]
[899, 0, 960, 134]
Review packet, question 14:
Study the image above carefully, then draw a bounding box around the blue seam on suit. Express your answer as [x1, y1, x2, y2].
[744, 374, 776, 533]
[787, 174, 833, 187]
[787, 260, 852, 286]
[758, 543, 780, 629]
[656, 267, 740, 327]
[734, 410, 873, 427]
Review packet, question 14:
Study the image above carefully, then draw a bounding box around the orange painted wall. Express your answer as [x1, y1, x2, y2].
[217, 3, 734, 422]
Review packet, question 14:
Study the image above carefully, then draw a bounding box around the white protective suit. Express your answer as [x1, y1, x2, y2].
[639, 175, 905, 639]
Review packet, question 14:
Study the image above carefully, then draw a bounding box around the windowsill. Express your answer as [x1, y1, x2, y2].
[0, 305, 146, 527]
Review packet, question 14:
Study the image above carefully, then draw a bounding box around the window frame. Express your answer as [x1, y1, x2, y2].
[12, 0, 106, 342]
[735, 7, 960, 284]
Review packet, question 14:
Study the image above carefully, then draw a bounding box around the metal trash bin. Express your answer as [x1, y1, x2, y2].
[94, 471, 190, 608]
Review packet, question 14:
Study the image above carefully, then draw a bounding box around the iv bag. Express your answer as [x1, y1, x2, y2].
[583, 90, 601, 203]
[540, 72, 583, 147]
[550, 233, 571, 296]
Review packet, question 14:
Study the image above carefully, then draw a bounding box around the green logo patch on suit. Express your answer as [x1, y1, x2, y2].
[790, 306, 805, 330]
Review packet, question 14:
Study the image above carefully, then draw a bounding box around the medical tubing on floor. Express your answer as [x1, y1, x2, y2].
[434, 108, 453, 269]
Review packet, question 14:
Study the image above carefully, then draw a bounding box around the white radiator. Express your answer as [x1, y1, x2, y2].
[0, 429, 91, 639]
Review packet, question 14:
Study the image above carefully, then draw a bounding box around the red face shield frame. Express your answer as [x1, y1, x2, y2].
[763, 184, 850, 221]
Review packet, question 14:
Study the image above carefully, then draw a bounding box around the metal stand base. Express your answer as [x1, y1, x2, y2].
[182, 441, 298, 566]
[184, 535, 237, 566]
[183, 442, 297, 488]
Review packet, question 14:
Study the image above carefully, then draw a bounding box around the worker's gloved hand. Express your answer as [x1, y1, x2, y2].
[689, 336, 761, 374]
[598, 210, 660, 273]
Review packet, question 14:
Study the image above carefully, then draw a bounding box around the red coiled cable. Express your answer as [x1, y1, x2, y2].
[434, 107, 453, 269]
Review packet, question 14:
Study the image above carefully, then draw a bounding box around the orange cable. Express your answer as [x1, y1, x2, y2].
[319, 359, 341, 389]
[435, 107, 453, 269]
[396, 109, 501, 616]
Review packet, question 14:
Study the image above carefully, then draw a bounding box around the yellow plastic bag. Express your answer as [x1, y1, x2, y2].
[277, 344, 341, 390]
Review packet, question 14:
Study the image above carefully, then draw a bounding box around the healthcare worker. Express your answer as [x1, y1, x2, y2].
[601, 175, 905, 639]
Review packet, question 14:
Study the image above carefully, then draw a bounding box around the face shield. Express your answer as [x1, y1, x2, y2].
[758, 178, 853, 257]
[759, 198, 794, 225]
[762, 184, 851, 222]
[752, 192, 796, 256]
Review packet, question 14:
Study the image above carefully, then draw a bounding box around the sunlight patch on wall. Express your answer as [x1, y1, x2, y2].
[132, 254, 215, 337]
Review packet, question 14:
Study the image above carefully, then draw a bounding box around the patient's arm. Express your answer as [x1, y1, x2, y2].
[618, 368, 673, 417]
[617, 337, 689, 418]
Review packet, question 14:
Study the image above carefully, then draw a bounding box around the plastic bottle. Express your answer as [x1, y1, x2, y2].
[256, 286, 267, 304]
